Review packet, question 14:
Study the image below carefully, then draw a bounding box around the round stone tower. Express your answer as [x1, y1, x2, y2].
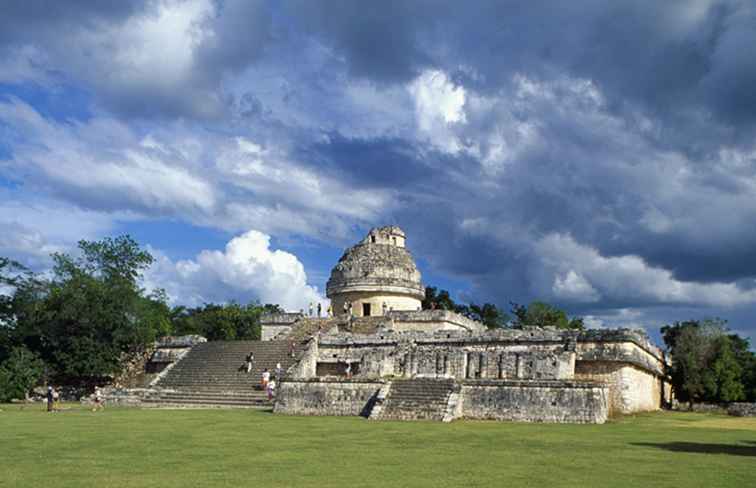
[326, 226, 425, 317]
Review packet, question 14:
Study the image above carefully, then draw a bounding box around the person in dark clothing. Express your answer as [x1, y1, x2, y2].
[46, 386, 54, 412]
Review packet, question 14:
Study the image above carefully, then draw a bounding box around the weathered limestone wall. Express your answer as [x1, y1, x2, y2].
[316, 331, 574, 381]
[274, 379, 384, 416]
[460, 380, 608, 423]
[389, 310, 486, 332]
[261, 325, 292, 341]
[574, 361, 662, 415]
[261, 313, 304, 341]
[728, 403, 756, 417]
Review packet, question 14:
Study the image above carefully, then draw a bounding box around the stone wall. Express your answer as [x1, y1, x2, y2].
[95, 387, 150, 407]
[261, 313, 304, 341]
[274, 378, 384, 416]
[261, 325, 292, 341]
[574, 361, 662, 415]
[316, 332, 575, 381]
[388, 310, 486, 332]
[727, 403, 756, 417]
[460, 380, 608, 424]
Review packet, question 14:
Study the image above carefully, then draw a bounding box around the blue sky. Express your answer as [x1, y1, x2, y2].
[1, 0, 756, 344]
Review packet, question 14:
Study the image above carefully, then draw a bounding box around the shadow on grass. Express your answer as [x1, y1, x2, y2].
[632, 442, 756, 457]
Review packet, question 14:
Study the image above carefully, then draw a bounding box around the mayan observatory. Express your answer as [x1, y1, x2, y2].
[122, 226, 669, 423]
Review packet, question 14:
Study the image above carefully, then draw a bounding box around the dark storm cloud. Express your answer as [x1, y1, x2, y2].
[288, 1, 756, 130]
[3, 0, 756, 338]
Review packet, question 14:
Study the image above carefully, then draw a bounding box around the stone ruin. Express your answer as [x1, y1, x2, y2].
[104, 226, 669, 423]
[264, 226, 670, 423]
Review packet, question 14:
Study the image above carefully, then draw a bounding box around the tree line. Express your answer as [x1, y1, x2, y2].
[0, 236, 280, 400]
[422, 286, 584, 330]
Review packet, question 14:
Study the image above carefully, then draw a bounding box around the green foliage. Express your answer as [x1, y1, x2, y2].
[422, 287, 457, 311]
[422, 286, 509, 329]
[171, 302, 280, 341]
[510, 301, 584, 330]
[0, 346, 45, 401]
[661, 319, 752, 404]
[1, 236, 171, 383]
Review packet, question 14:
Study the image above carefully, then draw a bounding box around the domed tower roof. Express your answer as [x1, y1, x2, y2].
[326, 226, 424, 299]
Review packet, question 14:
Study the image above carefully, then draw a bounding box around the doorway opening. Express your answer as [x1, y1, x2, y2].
[363, 303, 371, 316]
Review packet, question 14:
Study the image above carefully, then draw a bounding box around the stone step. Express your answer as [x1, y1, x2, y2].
[375, 378, 455, 421]
[151, 339, 299, 407]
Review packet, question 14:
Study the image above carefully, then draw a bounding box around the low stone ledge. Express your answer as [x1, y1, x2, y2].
[460, 381, 608, 424]
[461, 379, 605, 389]
[155, 335, 207, 348]
[274, 379, 384, 417]
[727, 402, 756, 417]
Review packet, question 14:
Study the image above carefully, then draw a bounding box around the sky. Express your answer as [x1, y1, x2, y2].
[1, 0, 756, 344]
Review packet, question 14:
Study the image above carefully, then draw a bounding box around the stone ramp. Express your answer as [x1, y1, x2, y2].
[145, 340, 298, 408]
[372, 378, 457, 421]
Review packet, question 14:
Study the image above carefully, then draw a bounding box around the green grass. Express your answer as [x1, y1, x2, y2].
[2, 404, 755, 488]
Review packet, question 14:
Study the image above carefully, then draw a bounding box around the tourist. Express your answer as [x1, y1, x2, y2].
[266, 379, 276, 400]
[342, 301, 348, 316]
[46, 386, 53, 413]
[382, 302, 388, 316]
[245, 352, 254, 373]
[261, 368, 270, 390]
[345, 362, 352, 379]
[317, 303, 322, 317]
[52, 387, 60, 412]
[309, 302, 314, 316]
[327, 304, 332, 317]
[348, 302, 353, 317]
[275, 362, 283, 380]
[288, 341, 296, 358]
[92, 387, 104, 412]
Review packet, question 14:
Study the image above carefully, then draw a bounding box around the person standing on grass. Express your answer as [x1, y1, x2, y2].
[245, 352, 254, 373]
[261, 368, 270, 391]
[52, 387, 60, 412]
[91, 387, 104, 412]
[46, 386, 53, 413]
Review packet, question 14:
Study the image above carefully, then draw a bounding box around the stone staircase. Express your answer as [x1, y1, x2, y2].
[144, 340, 298, 408]
[372, 378, 457, 421]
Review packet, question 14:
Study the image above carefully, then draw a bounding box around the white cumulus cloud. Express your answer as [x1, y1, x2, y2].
[144, 230, 325, 311]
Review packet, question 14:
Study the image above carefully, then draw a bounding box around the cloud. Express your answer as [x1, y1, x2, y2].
[535, 233, 756, 308]
[144, 230, 324, 311]
[3, 1, 756, 342]
[0, 98, 216, 216]
[0, 99, 391, 242]
[0, 0, 272, 119]
[0, 192, 120, 268]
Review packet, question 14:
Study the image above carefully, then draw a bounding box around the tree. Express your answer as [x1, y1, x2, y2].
[510, 301, 584, 330]
[170, 302, 278, 341]
[0, 346, 45, 402]
[2, 236, 168, 383]
[466, 303, 509, 329]
[422, 287, 457, 311]
[662, 319, 748, 405]
[422, 286, 509, 329]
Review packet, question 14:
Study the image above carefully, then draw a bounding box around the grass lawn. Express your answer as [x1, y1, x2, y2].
[2, 404, 755, 488]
